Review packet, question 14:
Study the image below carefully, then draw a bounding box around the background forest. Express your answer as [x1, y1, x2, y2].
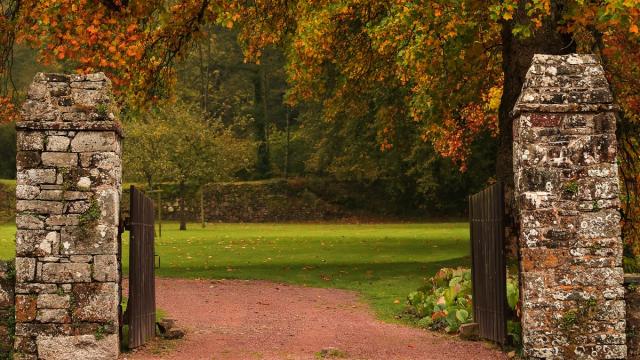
[0, 26, 495, 218]
[0, 0, 638, 251]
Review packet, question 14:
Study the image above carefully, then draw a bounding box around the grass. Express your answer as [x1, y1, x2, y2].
[0, 179, 15, 187]
[0, 221, 470, 322]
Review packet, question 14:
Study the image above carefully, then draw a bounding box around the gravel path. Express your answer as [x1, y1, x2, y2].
[121, 278, 507, 360]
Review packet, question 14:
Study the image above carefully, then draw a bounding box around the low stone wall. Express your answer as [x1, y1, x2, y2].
[121, 178, 429, 223]
[203, 180, 343, 222]
[0, 260, 15, 359]
[122, 179, 346, 223]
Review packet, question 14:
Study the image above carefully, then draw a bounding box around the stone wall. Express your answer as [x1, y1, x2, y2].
[121, 179, 344, 223]
[0, 260, 15, 358]
[513, 54, 626, 359]
[14, 73, 122, 359]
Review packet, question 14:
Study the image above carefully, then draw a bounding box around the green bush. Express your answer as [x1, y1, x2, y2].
[406, 268, 473, 333]
[406, 267, 520, 334]
[624, 256, 640, 273]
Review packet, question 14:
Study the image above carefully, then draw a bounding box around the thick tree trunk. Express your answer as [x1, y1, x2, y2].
[284, 109, 290, 179]
[498, 0, 575, 258]
[200, 188, 205, 229]
[179, 181, 187, 231]
[253, 67, 271, 178]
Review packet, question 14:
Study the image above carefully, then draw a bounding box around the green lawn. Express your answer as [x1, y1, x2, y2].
[0, 222, 470, 321]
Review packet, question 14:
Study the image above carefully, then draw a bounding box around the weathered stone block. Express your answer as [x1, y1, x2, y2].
[70, 132, 118, 152]
[16, 214, 45, 230]
[17, 131, 44, 151]
[16, 151, 42, 170]
[15, 295, 37, 322]
[15, 322, 73, 338]
[17, 169, 56, 185]
[16, 230, 59, 257]
[41, 152, 78, 167]
[36, 189, 64, 201]
[16, 185, 40, 200]
[14, 335, 38, 355]
[45, 214, 80, 227]
[64, 200, 91, 214]
[568, 134, 617, 166]
[522, 248, 570, 271]
[578, 210, 621, 239]
[46, 135, 71, 151]
[71, 282, 118, 323]
[37, 334, 119, 360]
[36, 309, 70, 323]
[518, 191, 556, 210]
[63, 190, 91, 200]
[70, 87, 110, 107]
[96, 187, 119, 226]
[16, 200, 63, 215]
[37, 294, 71, 309]
[15, 283, 57, 295]
[60, 225, 117, 255]
[15, 257, 36, 282]
[557, 267, 623, 287]
[70, 255, 92, 263]
[40, 262, 91, 283]
[93, 255, 117, 282]
[76, 176, 91, 190]
[576, 177, 619, 201]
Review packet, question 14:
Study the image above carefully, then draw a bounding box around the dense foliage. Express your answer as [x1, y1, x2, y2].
[124, 101, 254, 229]
[0, 1, 639, 231]
[406, 267, 519, 335]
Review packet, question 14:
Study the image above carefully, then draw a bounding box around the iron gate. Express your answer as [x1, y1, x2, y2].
[469, 182, 507, 344]
[123, 186, 156, 348]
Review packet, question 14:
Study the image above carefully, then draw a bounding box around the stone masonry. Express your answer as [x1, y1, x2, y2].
[0, 260, 15, 358]
[512, 54, 625, 359]
[14, 73, 122, 359]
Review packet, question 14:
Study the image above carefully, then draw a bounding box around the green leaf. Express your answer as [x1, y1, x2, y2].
[507, 281, 519, 311]
[456, 309, 469, 322]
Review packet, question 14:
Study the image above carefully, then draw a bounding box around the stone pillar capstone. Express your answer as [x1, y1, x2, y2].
[513, 54, 625, 359]
[14, 73, 122, 359]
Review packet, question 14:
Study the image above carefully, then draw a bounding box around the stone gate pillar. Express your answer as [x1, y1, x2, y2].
[14, 73, 122, 359]
[513, 54, 625, 359]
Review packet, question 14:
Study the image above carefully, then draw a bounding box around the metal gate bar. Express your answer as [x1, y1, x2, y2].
[126, 186, 156, 348]
[469, 182, 507, 344]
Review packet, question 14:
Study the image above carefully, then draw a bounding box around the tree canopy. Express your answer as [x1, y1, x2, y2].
[1, 0, 639, 247]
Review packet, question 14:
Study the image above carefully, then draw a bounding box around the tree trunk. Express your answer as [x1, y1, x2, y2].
[261, 66, 270, 166]
[498, 0, 575, 257]
[253, 66, 270, 178]
[200, 188, 205, 229]
[179, 181, 187, 231]
[204, 27, 210, 116]
[284, 109, 290, 179]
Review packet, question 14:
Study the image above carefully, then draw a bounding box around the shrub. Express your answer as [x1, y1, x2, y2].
[624, 256, 640, 273]
[406, 267, 520, 334]
[406, 267, 473, 333]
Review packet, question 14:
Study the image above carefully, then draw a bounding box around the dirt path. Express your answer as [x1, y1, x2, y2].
[121, 278, 507, 360]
